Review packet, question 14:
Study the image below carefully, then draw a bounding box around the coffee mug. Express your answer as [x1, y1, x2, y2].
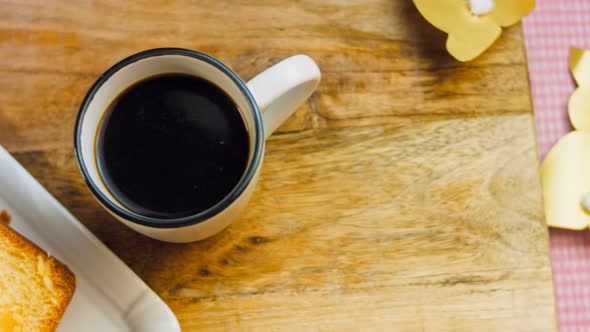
[74, 48, 320, 243]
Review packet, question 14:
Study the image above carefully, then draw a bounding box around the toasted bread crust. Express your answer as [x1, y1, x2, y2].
[0, 223, 76, 331]
[0, 210, 10, 225]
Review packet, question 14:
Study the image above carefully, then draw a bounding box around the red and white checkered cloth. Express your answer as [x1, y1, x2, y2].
[522, 0, 590, 330]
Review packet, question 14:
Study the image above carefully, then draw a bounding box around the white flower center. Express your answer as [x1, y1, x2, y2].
[469, 0, 495, 15]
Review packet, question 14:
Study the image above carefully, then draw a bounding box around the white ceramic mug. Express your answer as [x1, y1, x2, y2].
[74, 48, 320, 243]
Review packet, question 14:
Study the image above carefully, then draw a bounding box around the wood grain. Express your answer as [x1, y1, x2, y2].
[0, 0, 556, 330]
[0, 0, 530, 152]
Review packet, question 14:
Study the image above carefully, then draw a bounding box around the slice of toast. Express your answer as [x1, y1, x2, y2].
[0, 216, 76, 332]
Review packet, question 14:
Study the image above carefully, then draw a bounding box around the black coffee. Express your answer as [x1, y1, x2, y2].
[96, 74, 249, 219]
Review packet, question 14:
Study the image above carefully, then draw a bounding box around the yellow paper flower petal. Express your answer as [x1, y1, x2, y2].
[570, 47, 590, 87]
[569, 87, 590, 131]
[446, 22, 501, 62]
[488, 0, 535, 27]
[568, 48, 590, 131]
[414, 0, 501, 62]
[541, 131, 590, 229]
[413, 0, 535, 62]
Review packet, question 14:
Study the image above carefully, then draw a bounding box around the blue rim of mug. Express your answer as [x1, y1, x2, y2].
[74, 48, 264, 229]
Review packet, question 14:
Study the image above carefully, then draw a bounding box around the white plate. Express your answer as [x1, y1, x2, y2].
[0, 145, 180, 332]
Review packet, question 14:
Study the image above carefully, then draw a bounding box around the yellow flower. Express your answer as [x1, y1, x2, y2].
[541, 48, 590, 229]
[413, 0, 535, 61]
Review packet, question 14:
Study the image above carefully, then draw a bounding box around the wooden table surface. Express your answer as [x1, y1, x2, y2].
[0, 1, 556, 330]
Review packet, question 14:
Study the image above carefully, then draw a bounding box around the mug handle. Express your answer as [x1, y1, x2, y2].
[246, 55, 321, 139]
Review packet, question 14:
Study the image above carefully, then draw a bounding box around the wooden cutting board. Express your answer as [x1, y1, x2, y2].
[0, 0, 556, 330]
